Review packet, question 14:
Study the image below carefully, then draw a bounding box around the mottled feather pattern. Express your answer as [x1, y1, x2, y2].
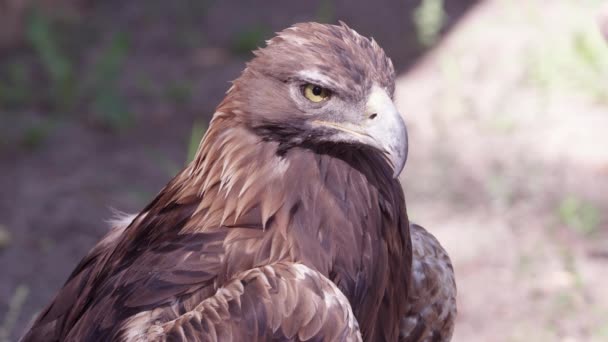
[21, 117, 410, 341]
[400, 224, 457, 342]
[21, 22, 456, 342]
[144, 262, 362, 342]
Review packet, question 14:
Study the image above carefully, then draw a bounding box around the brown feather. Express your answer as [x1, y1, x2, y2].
[142, 263, 361, 342]
[400, 224, 457, 342]
[19, 22, 456, 342]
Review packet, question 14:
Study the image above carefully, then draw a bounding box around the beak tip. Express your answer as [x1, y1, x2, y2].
[391, 153, 407, 179]
[391, 126, 408, 179]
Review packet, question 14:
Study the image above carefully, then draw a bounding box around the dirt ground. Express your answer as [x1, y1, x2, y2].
[399, 1, 608, 341]
[1, 0, 606, 341]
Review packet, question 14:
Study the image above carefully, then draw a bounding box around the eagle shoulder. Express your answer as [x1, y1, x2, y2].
[400, 223, 457, 342]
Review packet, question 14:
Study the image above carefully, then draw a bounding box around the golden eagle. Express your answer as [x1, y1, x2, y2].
[21, 22, 456, 342]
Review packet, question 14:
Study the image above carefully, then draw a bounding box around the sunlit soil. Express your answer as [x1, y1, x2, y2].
[399, 1, 608, 341]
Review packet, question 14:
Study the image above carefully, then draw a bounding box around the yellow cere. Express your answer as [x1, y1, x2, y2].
[303, 84, 331, 103]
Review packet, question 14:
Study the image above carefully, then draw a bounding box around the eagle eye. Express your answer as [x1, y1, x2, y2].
[303, 84, 331, 103]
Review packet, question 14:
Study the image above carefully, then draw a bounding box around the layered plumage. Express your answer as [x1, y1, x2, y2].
[400, 224, 457, 341]
[22, 22, 455, 342]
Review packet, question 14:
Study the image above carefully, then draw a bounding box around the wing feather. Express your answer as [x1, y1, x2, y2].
[400, 223, 457, 342]
[136, 262, 362, 342]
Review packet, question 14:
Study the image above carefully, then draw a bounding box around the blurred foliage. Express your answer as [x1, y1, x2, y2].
[316, 0, 335, 24]
[20, 120, 54, 150]
[0, 9, 132, 132]
[165, 81, 194, 105]
[557, 196, 601, 236]
[413, 0, 446, 47]
[87, 33, 132, 131]
[596, 323, 608, 340]
[146, 148, 181, 178]
[186, 120, 207, 164]
[26, 9, 76, 111]
[0, 61, 32, 108]
[486, 172, 515, 209]
[526, 7, 608, 103]
[173, 0, 211, 49]
[231, 25, 271, 55]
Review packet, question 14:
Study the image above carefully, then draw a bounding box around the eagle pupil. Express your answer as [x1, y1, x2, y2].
[312, 86, 323, 96]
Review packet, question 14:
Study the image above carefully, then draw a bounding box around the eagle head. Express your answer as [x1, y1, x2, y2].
[222, 22, 408, 178]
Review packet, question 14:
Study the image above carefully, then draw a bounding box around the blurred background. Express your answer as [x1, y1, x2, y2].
[0, 0, 607, 340]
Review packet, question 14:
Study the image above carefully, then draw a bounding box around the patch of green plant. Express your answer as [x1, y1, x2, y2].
[146, 148, 181, 178]
[559, 246, 584, 290]
[231, 25, 272, 55]
[182, 0, 212, 45]
[87, 32, 132, 131]
[135, 73, 158, 98]
[526, 15, 608, 103]
[126, 189, 155, 207]
[557, 196, 601, 236]
[178, 29, 205, 49]
[515, 252, 534, 277]
[186, 119, 207, 164]
[594, 318, 608, 340]
[316, 0, 335, 23]
[165, 81, 193, 105]
[0, 62, 33, 108]
[486, 172, 514, 208]
[552, 290, 577, 314]
[24, 9, 132, 130]
[21, 120, 54, 150]
[171, 0, 209, 49]
[26, 9, 76, 111]
[413, 0, 446, 47]
[185, 0, 212, 15]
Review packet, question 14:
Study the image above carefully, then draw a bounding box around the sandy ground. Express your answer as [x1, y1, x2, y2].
[399, 1, 608, 341]
[1, 0, 607, 341]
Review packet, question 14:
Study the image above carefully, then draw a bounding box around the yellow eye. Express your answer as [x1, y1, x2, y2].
[303, 84, 331, 103]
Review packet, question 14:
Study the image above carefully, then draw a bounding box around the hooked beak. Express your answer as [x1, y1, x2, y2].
[312, 86, 408, 178]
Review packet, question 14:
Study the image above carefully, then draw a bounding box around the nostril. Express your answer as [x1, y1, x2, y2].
[368, 113, 378, 120]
